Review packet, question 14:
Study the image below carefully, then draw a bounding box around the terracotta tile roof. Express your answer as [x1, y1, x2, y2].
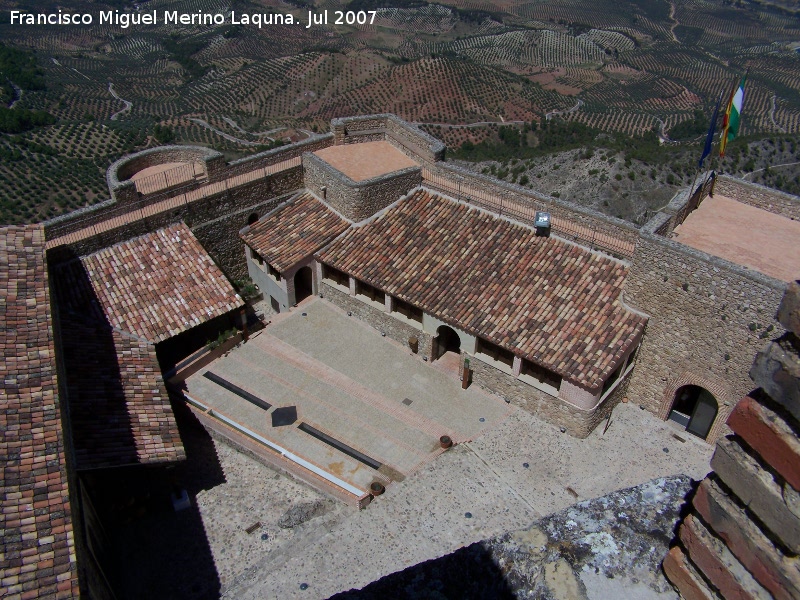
[241, 192, 350, 272]
[56, 223, 243, 343]
[0, 225, 79, 599]
[59, 313, 186, 470]
[317, 190, 646, 390]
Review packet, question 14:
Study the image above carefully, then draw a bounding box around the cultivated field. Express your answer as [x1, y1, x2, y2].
[1, 0, 799, 223]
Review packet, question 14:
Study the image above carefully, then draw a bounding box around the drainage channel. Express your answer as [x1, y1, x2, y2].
[298, 422, 382, 470]
[203, 371, 272, 410]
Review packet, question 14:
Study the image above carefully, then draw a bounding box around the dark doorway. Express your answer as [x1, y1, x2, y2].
[294, 266, 313, 304]
[433, 325, 461, 360]
[668, 385, 718, 439]
[247, 212, 259, 225]
[270, 296, 280, 314]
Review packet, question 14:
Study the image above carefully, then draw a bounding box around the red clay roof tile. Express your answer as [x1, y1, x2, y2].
[0, 225, 79, 599]
[56, 223, 242, 343]
[317, 190, 646, 390]
[241, 192, 350, 273]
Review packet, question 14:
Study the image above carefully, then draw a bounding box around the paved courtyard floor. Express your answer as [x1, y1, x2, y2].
[184, 299, 513, 496]
[177, 298, 715, 599]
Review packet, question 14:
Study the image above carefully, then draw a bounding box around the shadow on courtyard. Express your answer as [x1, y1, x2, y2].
[83, 399, 227, 599]
[329, 542, 517, 600]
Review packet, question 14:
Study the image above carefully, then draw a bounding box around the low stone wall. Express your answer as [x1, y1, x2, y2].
[107, 145, 224, 204]
[303, 152, 421, 222]
[424, 161, 640, 259]
[47, 169, 304, 282]
[220, 134, 334, 180]
[330, 114, 446, 163]
[623, 231, 787, 443]
[715, 174, 800, 220]
[321, 283, 433, 358]
[468, 354, 624, 438]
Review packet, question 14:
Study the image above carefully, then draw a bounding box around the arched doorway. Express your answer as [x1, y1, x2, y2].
[668, 385, 718, 439]
[294, 267, 313, 304]
[433, 325, 461, 361]
[247, 212, 259, 225]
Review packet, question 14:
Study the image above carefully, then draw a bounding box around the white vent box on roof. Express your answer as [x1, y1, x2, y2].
[535, 211, 551, 237]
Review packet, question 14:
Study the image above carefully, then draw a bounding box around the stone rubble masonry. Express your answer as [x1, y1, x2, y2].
[468, 353, 628, 438]
[321, 283, 433, 359]
[726, 395, 800, 491]
[662, 546, 722, 600]
[715, 177, 800, 221]
[330, 114, 446, 163]
[692, 477, 800, 600]
[679, 514, 772, 600]
[623, 230, 786, 444]
[711, 435, 800, 555]
[778, 281, 800, 334]
[47, 168, 304, 282]
[664, 282, 800, 600]
[302, 151, 421, 222]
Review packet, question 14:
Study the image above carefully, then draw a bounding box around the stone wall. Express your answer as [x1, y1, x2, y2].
[194, 190, 296, 282]
[715, 175, 800, 220]
[220, 134, 333, 180]
[623, 232, 787, 443]
[469, 354, 629, 438]
[106, 145, 223, 204]
[663, 283, 800, 600]
[330, 114, 446, 163]
[302, 152, 421, 222]
[47, 168, 304, 282]
[423, 161, 640, 259]
[321, 283, 433, 358]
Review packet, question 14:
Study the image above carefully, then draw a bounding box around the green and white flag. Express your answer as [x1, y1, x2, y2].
[720, 74, 746, 157]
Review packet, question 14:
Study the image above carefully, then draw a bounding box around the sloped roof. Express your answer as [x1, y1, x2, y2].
[0, 225, 79, 599]
[56, 223, 242, 343]
[317, 190, 646, 390]
[241, 192, 350, 272]
[59, 314, 185, 470]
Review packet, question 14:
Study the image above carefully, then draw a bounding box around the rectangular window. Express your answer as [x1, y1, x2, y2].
[323, 264, 349, 288]
[476, 338, 515, 369]
[356, 280, 385, 305]
[393, 298, 422, 323]
[520, 359, 562, 391]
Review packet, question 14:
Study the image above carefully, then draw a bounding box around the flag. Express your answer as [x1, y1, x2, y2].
[720, 74, 746, 157]
[699, 92, 722, 168]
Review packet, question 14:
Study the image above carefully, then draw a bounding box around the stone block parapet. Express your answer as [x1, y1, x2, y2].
[422, 161, 640, 259]
[107, 145, 223, 204]
[330, 114, 445, 162]
[716, 175, 800, 221]
[302, 152, 421, 222]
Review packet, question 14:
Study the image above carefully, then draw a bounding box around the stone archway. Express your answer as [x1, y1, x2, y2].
[668, 385, 719, 440]
[293, 266, 313, 304]
[433, 325, 461, 361]
[658, 371, 733, 443]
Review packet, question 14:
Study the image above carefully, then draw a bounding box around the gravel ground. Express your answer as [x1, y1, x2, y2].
[105, 356, 712, 600]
